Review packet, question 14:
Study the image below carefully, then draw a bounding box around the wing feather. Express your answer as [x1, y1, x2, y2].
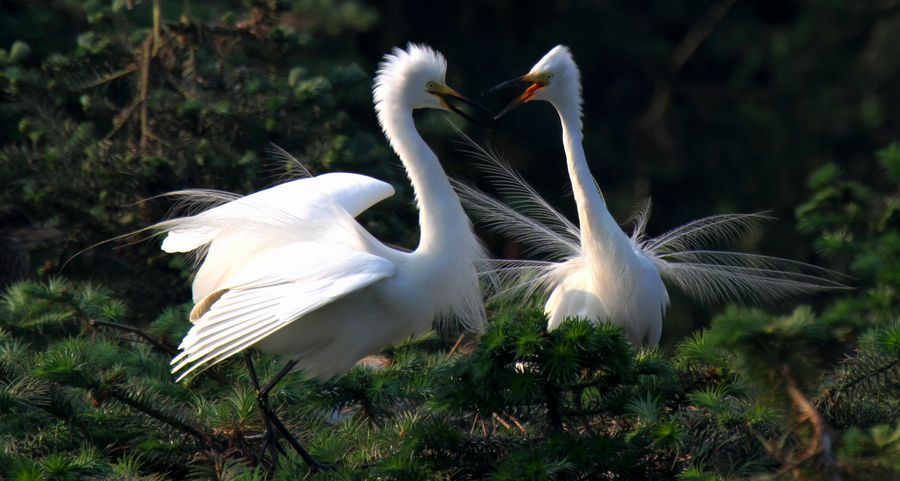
[171, 242, 395, 380]
[161, 172, 394, 253]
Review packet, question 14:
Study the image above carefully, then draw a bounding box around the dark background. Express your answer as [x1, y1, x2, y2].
[2, 0, 897, 347]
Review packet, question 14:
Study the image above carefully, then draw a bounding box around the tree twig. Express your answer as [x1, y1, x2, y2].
[104, 99, 142, 141]
[152, 0, 162, 56]
[774, 365, 841, 481]
[446, 334, 465, 359]
[88, 318, 177, 356]
[80, 65, 140, 90]
[637, 0, 739, 128]
[670, 0, 738, 74]
[508, 411, 527, 433]
[139, 35, 153, 154]
[103, 383, 216, 447]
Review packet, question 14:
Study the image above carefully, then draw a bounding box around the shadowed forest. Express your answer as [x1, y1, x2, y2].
[1, 1, 898, 480]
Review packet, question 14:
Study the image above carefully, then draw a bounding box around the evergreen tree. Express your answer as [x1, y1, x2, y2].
[0, 0, 410, 315]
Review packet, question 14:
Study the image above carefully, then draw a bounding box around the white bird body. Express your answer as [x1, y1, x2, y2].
[544, 92, 668, 342]
[544, 254, 667, 344]
[158, 44, 487, 380]
[455, 45, 843, 345]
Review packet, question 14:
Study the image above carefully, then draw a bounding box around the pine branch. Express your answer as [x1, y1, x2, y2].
[104, 98, 142, 141]
[76, 65, 140, 90]
[102, 382, 218, 448]
[819, 357, 900, 403]
[165, 20, 261, 40]
[637, 0, 739, 128]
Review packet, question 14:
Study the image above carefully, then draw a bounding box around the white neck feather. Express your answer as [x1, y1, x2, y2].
[376, 94, 486, 332]
[553, 96, 634, 260]
[378, 105, 471, 256]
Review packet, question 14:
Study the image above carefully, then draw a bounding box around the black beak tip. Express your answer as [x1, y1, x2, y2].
[449, 95, 496, 125]
[490, 75, 527, 93]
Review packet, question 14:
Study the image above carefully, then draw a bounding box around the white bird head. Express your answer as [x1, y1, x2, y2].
[493, 45, 582, 119]
[373, 43, 488, 125]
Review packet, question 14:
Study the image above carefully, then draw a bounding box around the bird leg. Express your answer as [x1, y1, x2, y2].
[244, 351, 283, 466]
[252, 355, 331, 472]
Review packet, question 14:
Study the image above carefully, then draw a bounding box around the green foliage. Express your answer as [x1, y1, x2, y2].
[0, 280, 775, 479]
[796, 143, 900, 332]
[1, 168, 897, 481]
[1, 253, 898, 480]
[818, 322, 900, 430]
[839, 423, 900, 477]
[661, 146, 900, 479]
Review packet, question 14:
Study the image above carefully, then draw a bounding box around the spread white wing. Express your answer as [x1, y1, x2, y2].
[171, 241, 396, 380]
[161, 172, 394, 253]
[154, 172, 394, 302]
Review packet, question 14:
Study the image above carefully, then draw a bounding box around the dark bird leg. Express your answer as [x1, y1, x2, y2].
[251, 354, 331, 471]
[244, 351, 282, 465]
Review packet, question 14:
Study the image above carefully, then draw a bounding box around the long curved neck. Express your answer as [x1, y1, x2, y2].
[378, 102, 485, 332]
[380, 107, 470, 257]
[554, 99, 632, 257]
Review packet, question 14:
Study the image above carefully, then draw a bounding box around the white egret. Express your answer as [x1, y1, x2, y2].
[154, 44, 490, 468]
[454, 45, 846, 345]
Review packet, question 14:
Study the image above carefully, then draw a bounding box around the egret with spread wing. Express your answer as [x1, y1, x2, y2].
[454, 46, 846, 345]
[155, 44, 490, 468]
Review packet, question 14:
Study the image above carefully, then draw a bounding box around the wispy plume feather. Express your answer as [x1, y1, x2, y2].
[449, 124, 579, 262]
[452, 132, 849, 306]
[262, 142, 312, 184]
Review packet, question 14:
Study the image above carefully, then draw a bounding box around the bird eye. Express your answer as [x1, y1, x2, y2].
[546, 73, 554, 80]
[426, 81, 436, 89]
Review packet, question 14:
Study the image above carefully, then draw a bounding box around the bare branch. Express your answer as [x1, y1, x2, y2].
[88, 318, 177, 356]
